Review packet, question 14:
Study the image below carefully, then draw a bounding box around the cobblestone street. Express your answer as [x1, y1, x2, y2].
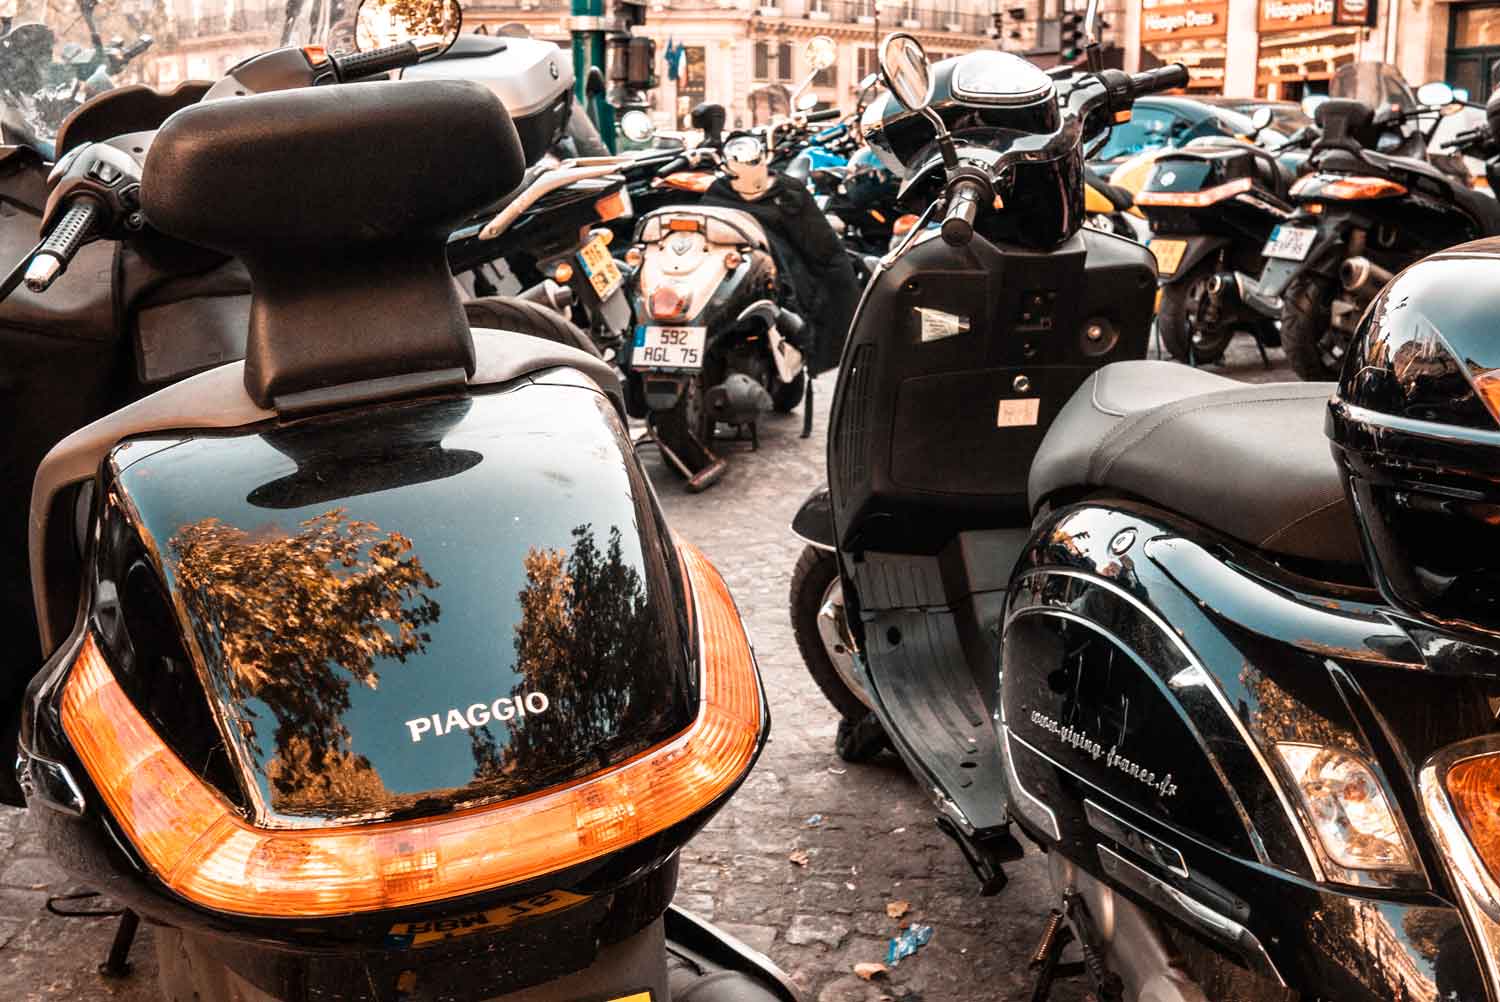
[0, 337, 1292, 1001]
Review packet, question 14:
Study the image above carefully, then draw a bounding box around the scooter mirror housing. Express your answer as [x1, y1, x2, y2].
[1416, 80, 1456, 108]
[805, 35, 836, 72]
[621, 109, 655, 142]
[879, 32, 933, 113]
[1250, 106, 1274, 131]
[796, 91, 819, 112]
[354, 0, 462, 56]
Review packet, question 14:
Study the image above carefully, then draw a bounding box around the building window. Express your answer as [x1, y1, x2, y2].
[857, 45, 879, 82]
[813, 60, 837, 87]
[755, 41, 793, 81]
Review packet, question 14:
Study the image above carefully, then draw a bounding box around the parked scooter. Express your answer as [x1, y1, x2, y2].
[1258, 79, 1500, 378]
[789, 18, 1182, 861]
[1136, 107, 1297, 364]
[2, 8, 796, 1001]
[624, 36, 852, 491]
[797, 28, 1500, 1002]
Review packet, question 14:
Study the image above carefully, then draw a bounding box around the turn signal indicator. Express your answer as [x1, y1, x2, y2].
[61, 543, 760, 917]
[1135, 177, 1252, 208]
[1444, 751, 1500, 884]
[1290, 175, 1408, 200]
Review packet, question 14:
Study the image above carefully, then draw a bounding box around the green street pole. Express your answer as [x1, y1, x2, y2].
[571, 0, 616, 150]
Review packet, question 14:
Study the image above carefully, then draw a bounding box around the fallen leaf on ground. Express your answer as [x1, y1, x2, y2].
[854, 963, 888, 981]
[788, 849, 810, 867]
[886, 900, 910, 919]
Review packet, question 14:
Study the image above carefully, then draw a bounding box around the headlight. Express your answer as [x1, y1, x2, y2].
[1275, 742, 1415, 872]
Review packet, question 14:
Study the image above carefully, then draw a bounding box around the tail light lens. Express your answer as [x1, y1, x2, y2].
[650, 285, 687, 321]
[61, 543, 759, 917]
[1135, 176, 1253, 208]
[892, 213, 919, 236]
[1291, 175, 1408, 200]
[595, 190, 630, 222]
[1275, 742, 1414, 872]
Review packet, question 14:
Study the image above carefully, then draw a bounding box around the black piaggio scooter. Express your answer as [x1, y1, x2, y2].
[3, 3, 795, 1000]
[794, 25, 1500, 1002]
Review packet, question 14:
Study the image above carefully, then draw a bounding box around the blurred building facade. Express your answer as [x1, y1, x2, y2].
[1130, 0, 1499, 100]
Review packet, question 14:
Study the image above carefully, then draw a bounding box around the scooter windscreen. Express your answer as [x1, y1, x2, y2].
[29, 381, 765, 918]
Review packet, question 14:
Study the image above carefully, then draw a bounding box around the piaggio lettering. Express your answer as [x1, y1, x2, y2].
[406, 692, 551, 742]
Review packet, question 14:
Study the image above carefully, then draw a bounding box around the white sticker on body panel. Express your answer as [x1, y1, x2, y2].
[997, 398, 1040, 427]
[915, 307, 970, 342]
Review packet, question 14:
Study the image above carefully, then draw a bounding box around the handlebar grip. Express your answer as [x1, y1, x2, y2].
[1127, 64, 1190, 100]
[941, 179, 985, 246]
[656, 156, 691, 178]
[331, 42, 421, 81]
[25, 200, 98, 293]
[803, 108, 841, 123]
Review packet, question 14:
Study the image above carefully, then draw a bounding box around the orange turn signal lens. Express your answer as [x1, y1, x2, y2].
[650, 285, 687, 321]
[624, 247, 644, 268]
[1135, 176, 1253, 208]
[60, 544, 760, 918]
[553, 262, 574, 284]
[892, 213, 919, 236]
[667, 217, 701, 233]
[595, 191, 628, 222]
[1291, 174, 1407, 200]
[723, 250, 743, 270]
[1474, 371, 1500, 427]
[1445, 752, 1500, 884]
[658, 172, 715, 194]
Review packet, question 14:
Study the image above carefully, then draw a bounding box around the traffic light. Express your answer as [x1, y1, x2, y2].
[1060, 9, 1084, 61]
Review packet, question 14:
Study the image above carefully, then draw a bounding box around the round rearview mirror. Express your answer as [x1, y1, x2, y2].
[620, 109, 655, 142]
[1416, 81, 1456, 108]
[805, 35, 836, 72]
[796, 91, 819, 112]
[879, 32, 932, 112]
[1249, 106, 1273, 131]
[724, 135, 766, 164]
[355, 0, 462, 53]
[858, 73, 879, 93]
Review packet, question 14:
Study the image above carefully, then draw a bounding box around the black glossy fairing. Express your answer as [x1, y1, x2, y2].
[99, 380, 695, 827]
[1000, 499, 1500, 1000]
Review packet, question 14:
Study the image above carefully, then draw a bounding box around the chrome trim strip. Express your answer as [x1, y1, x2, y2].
[1000, 720, 1060, 840]
[1420, 737, 1500, 1002]
[1097, 844, 1287, 988]
[1021, 568, 1325, 881]
[791, 531, 835, 553]
[1085, 798, 1190, 879]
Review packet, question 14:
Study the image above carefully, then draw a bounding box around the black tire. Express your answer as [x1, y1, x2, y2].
[835, 712, 889, 763]
[790, 545, 870, 721]
[1279, 276, 1339, 380]
[1158, 262, 1232, 365]
[463, 295, 599, 357]
[771, 369, 805, 414]
[656, 375, 713, 464]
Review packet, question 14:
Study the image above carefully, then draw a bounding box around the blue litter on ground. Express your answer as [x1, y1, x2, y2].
[886, 923, 934, 965]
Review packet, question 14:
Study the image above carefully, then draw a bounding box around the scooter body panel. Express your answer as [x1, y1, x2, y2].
[827, 227, 1156, 556]
[1001, 499, 1497, 1001]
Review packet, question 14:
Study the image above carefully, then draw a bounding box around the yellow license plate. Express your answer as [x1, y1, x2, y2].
[1149, 238, 1187, 275]
[386, 890, 589, 947]
[578, 235, 624, 300]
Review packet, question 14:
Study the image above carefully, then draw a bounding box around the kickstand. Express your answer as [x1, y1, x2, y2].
[99, 909, 139, 978]
[801, 371, 814, 439]
[1254, 333, 1272, 369]
[634, 421, 727, 492]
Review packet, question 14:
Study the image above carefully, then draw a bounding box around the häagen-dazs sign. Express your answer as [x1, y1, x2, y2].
[1140, 0, 1228, 42]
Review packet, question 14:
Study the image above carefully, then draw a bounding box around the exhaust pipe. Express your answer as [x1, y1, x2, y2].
[1340, 256, 1393, 301]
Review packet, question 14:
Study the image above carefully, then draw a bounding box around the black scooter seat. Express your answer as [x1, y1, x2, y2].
[1028, 360, 1362, 567]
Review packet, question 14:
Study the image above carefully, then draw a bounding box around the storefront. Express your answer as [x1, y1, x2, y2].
[1140, 0, 1229, 91]
[1256, 0, 1374, 98]
[1447, 3, 1500, 101]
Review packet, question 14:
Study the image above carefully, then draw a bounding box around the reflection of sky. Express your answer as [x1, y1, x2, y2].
[113, 385, 648, 817]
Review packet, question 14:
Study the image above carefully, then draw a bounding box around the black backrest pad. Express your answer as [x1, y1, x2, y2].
[142, 80, 526, 406]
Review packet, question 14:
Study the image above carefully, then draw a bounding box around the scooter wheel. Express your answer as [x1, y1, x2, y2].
[791, 546, 874, 721]
[1279, 276, 1339, 381]
[1158, 263, 1231, 365]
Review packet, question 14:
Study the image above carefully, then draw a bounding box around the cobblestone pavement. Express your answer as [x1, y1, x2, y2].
[0, 336, 1291, 1001]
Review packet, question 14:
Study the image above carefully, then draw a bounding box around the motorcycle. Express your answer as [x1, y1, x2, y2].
[1258, 79, 1500, 379]
[3, 8, 797, 1001]
[795, 27, 1500, 1002]
[622, 37, 845, 491]
[787, 13, 1183, 853]
[1136, 108, 1298, 364]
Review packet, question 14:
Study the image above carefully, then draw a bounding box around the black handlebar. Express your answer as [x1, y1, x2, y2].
[331, 42, 422, 81]
[656, 156, 692, 178]
[23, 200, 99, 293]
[941, 178, 985, 246]
[1124, 64, 1190, 103]
[802, 108, 841, 124]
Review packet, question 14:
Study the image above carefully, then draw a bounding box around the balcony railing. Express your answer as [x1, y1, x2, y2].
[786, 1, 987, 33]
[172, 7, 282, 38]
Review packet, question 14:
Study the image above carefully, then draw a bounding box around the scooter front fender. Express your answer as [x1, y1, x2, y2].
[790, 484, 834, 551]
